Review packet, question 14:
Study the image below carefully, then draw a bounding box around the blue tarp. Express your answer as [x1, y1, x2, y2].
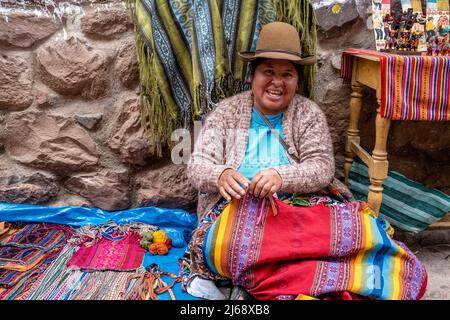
[0, 202, 197, 229]
[0, 202, 201, 300]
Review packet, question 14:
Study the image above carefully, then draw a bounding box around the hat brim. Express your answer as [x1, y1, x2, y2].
[239, 51, 316, 66]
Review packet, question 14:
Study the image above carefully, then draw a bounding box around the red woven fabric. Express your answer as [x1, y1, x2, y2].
[67, 231, 145, 271]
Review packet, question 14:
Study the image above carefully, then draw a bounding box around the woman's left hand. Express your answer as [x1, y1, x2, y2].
[248, 169, 282, 198]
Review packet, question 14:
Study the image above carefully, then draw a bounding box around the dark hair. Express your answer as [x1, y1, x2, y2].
[248, 58, 302, 83]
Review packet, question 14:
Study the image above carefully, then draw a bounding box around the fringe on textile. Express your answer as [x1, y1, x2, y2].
[25, 245, 78, 300]
[123, 266, 181, 300]
[63, 270, 134, 300]
[126, 0, 317, 156]
[125, 0, 181, 157]
[132, 23, 178, 158]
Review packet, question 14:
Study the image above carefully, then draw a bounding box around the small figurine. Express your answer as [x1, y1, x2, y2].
[427, 39, 434, 56]
[444, 41, 450, 57]
[442, 38, 449, 56]
[437, 16, 450, 37]
[410, 30, 422, 51]
[385, 30, 397, 50]
[441, 43, 450, 57]
[426, 17, 436, 42]
[396, 30, 409, 51]
[390, 0, 404, 30]
[391, 12, 403, 31]
[383, 14, 393, 40]
[434, 37, 443, 56]
[374, 16, 384, 40]
[404, 9, 417, 31]
[416, 13, 427, 26]
[373, 0, 382, 11]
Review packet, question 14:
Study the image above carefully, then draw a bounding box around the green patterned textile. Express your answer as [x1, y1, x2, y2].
[126, 0, 317, 156]
[349, 158, 450, 233]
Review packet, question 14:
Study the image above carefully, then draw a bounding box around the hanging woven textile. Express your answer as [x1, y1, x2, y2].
[126, 0, 317, 156]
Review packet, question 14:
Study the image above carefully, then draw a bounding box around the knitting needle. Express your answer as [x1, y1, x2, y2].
[268, 195, 278, 216]
[256, 198, 265, 225]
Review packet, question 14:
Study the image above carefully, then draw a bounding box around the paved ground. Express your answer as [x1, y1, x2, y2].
[395, 229, 450, 300]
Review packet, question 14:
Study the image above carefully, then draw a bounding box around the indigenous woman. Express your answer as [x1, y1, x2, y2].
[184, 22, 427, 300]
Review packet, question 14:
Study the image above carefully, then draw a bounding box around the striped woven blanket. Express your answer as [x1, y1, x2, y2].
[185, 193, 427, 300]
[0, 224, 70, 272]
[341, 48, 450, 121]
[126, 0, 317, 155]
[349, 159, 450, 233]
[0, 224, 72, 300]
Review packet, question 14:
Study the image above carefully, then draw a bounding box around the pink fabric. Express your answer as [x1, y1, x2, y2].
[67, 231, 145, 271]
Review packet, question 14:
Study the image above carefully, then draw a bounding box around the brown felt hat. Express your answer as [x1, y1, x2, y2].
[239, 21, 316, 66]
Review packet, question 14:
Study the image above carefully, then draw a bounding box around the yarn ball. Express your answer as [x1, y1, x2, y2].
[140, 238, 151, 249]
[152, 230, 168, 243]
[149, 242, 169, 255]
[169, 231, 185, 248]
[142, 231, 154, 242]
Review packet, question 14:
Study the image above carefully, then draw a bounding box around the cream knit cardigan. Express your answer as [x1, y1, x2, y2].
[187, 90, 353, 217]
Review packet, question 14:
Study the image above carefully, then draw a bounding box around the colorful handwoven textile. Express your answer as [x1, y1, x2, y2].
[123, 265, 181, 300]
[0, 247, 64, 300]
[63, 270, 133, 300]
[27, 246, 133, 300]
[0, 223, 71, 272]
[340, 48, 450, 121]
[0, 224, 72, 300]
[126, 0, 317, 156]
[349, 158, 450, 233]
[67, 231, 145, 271]
[0, 222, 23, 243]
[24, 245, 77, 300]
[340, 48, 387, 83]
[186, 193, 427, 300]
[0, 206, 197, 301]
[0, 222, 8, 239]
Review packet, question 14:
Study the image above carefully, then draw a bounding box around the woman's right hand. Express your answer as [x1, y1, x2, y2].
[218, 169, 250, 201]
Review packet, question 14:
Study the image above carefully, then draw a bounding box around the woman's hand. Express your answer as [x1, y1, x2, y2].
[218, 169, 250, 201]
[248, 169, 282, 198]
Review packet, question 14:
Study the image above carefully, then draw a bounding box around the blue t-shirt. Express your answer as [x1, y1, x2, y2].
[237, 108, 290, 180]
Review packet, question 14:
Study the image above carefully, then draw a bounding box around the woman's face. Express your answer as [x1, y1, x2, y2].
[251, 59, 299, 115]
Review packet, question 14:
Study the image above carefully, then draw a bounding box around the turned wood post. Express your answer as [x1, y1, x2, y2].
[367, 103, 391, 215]
[344, 84, 363, 186]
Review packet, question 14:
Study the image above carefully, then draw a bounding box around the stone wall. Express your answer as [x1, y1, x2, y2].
[0, 0, 448, 213]
[0, 0, 197, 211]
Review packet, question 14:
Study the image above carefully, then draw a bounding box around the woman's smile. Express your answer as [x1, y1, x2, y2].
[251, 59, 299, 115]
[265, 89, 284, 99]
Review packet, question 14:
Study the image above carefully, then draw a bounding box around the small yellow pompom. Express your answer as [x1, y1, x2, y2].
[152, 230, 168, 243]
[331, 4, 341, 14]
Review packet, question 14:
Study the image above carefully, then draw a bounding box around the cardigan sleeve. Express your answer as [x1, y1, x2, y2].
[186, 106, 232, 193]
[273, 103, 335, 193]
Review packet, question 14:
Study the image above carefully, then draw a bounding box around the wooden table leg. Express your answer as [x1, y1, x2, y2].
[344, 84, 363, 186]
[367, 104, 391, 215]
